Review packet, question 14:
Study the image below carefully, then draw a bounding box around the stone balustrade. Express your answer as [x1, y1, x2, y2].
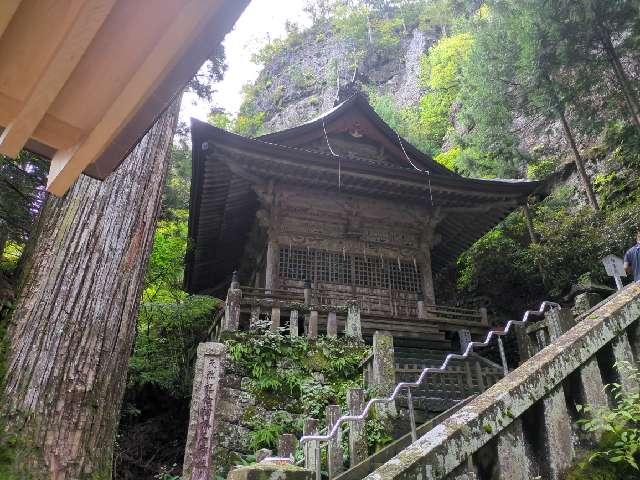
[220, 273, 363, 341]
[362, 283, 640, 480]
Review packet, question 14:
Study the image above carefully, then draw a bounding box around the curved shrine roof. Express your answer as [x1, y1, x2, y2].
[185, 96, 541, 294]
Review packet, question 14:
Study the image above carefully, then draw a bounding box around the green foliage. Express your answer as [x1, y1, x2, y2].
[418, 33, 473, 152]
[143, 213, 188, 302]
[434, 146, 460, 170]
[129, 296, 218, 398]
[456, 214, 540, 301]
[0, 242, 23, 275]
[224, 331, 370, 449]
[247, 412, 298, 451]
[364, 415, 393, 452]
[526, 156, 558, 180]
[568, 362, 640, 478]
[368, 90, 439, 156]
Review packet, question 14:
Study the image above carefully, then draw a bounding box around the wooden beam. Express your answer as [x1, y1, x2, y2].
[0, 92, 83, 150]
[0, 0, 116, 158]
[46, 0, 223, 196]
[0, 0, 21, 40]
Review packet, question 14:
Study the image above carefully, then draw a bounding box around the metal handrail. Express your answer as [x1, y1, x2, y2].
[300, 301, 560, 447]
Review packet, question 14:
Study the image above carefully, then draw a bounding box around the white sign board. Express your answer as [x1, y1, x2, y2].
[602, 255, 626, 277]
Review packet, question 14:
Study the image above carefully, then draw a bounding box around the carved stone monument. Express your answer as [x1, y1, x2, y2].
[183, 342, 227, 480]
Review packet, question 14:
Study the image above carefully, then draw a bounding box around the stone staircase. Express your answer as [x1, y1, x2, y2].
[333, 396, 476, 480]
[392, 347, 503, 422]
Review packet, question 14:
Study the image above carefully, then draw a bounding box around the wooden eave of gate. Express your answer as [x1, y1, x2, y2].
[0, 0, 249, 196]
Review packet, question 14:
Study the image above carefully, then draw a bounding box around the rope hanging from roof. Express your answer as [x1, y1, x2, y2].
[395, 130, 434, 206]
[323, 117, 341, 190]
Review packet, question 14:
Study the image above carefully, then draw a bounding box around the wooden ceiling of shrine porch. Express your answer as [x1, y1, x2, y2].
[185, 119, 541, 294]
[0, 0, 248, 196]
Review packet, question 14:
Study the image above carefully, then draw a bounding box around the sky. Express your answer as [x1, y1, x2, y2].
[179, 0, 311, 124]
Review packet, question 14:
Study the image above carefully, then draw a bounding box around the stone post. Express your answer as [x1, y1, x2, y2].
[457, 329, 472, 354]
[223, 271, 241, 332]
[326, 405, 344, 478]
[610, 332, 640, 394]
[541, 384, 575, 480]
[183, 342, 227, 480]
[290, 310, 299, 337]
[347, 388, 367, 467]
[304, 278, 312, 305]
[546, 307, 575, 342]
[278, 434, 296, 460]
[494, 418, 532, 480]
[572, 292, 602, 317]
[265, 239, 279, 295]
[255, 449, 272, 463]
[479, 307, 488, 326]
[303, 418, 319, 473]
[249, 305, 261, 331]
[372, 331, 396, 417]
[308, 310, 318, 340]
[327, 311, 337, 339]
[271, 306, 281, 332]
[345, 300, 362, 340]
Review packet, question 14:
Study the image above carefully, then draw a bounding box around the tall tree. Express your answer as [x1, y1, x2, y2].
[460, 0, 600, 209]
[1, 98, 180, 478]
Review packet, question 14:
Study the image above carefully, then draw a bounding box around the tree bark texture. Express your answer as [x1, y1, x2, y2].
[2, 98, 180, 479]
[557, 108, 600, 211]
[598, 25, 640, 136]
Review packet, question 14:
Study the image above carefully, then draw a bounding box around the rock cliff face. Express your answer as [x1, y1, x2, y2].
[245, 24, 440, 133]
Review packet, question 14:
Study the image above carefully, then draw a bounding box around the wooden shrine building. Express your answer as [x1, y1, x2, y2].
[185, 92, 540, 347]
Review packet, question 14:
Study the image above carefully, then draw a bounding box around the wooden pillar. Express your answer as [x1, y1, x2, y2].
[304, 278, 312, 305]
[326, 405, 344, 478]
[265, 239, 279, 294]
[347, 388, 367, 467]
[421, 247, 435, 304]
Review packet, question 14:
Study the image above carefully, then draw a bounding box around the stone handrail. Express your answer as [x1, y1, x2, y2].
[299, 301, 559, 455]
[364, 283, 640, 479]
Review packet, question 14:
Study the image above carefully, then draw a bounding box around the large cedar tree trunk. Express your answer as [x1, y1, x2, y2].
[2, 98, 180, 479]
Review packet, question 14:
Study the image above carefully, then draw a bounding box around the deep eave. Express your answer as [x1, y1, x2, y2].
[0, 0, 249, 196]
[185, 119, 541, 294]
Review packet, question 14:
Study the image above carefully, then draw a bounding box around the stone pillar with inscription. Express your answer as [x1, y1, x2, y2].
[345, 300, 362, 340]
[183, 342, 227, 480]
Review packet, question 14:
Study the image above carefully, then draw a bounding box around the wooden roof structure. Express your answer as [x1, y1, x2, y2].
[0, 0, 249, 196]
[186, 94, 541, 293]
